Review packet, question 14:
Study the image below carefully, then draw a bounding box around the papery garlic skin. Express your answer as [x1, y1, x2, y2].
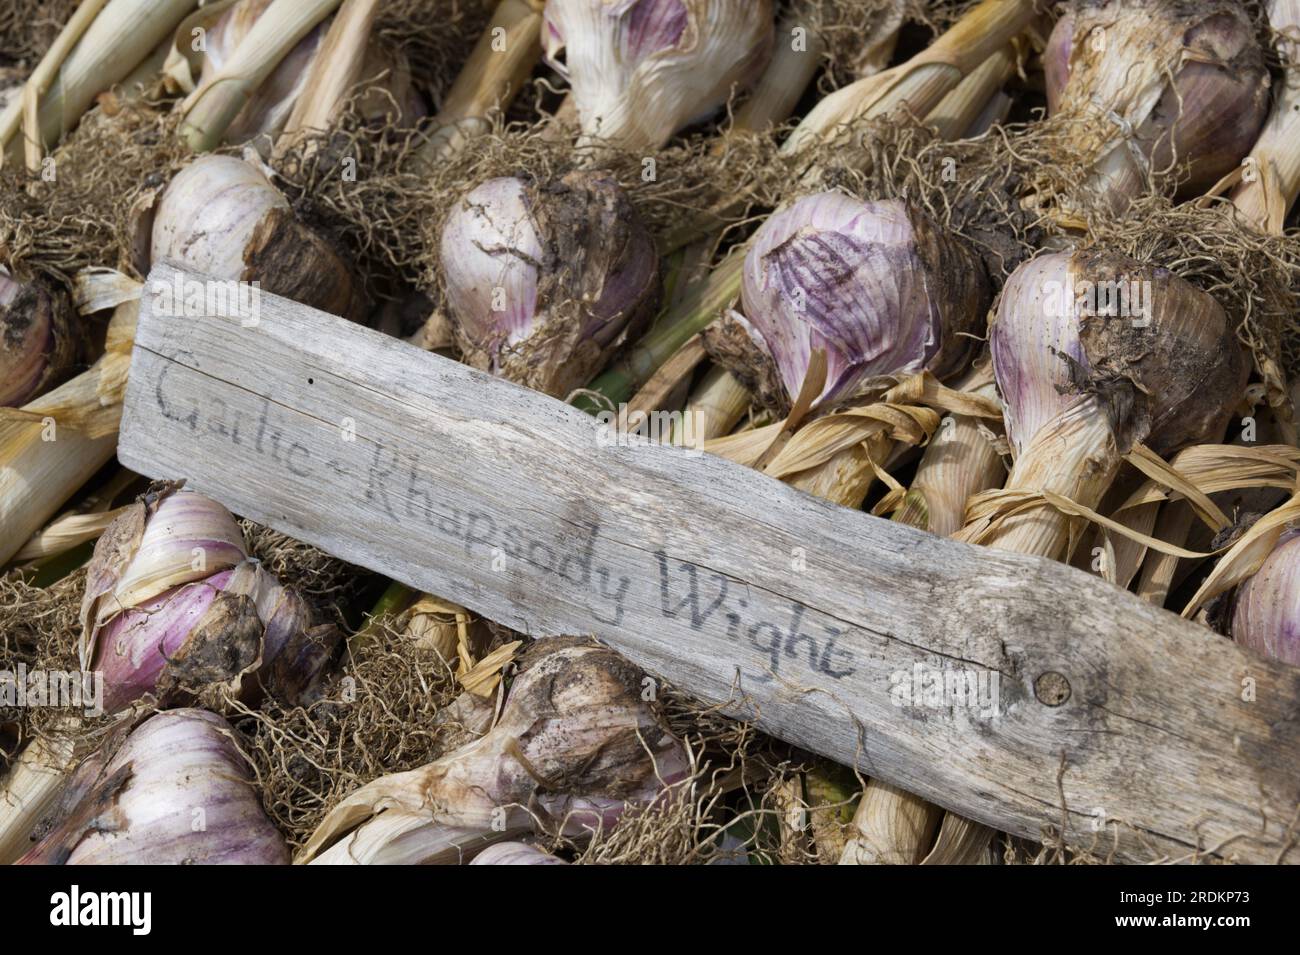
[543, 0, 774, 150]
[470, 841, 569, 865]
[1043, 0, 1269, 204]
[80, 486, 320, 712]
[1231, 531, 1300, 665]
[440, 171, 660, 398]
[20, 709, 289, 865]
[0, 274, 78, 407]
[298, 639, 689, 864]
[739, 192, 989, 408]
[150, 155, 365, 321]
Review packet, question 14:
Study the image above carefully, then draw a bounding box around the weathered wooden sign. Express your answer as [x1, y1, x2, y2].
[119, 264, 1300, 863]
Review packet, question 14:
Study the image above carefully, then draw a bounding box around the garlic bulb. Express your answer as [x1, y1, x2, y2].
[0, 273, 78, 407]
[150, 154, 365, 321]
[732, 192, 989, 409]
[992, 252, 1246, 460]
[542, 0, 774, 151]
[1231, 530, 1300, 665]
[1043, 0, 1269, 206]
[977, 251, 1247, 558]
[18, 709, 289, 865]
[440, 171, 660, 398]
[80, 485, 332, 712]
[197, 0, 423, 148]
[298, 639, 689, 864]
[470, 841, 569, 865]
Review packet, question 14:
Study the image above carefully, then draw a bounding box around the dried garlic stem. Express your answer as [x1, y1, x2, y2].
[179, 0, 342, 152]
[412, 0, 545, 166]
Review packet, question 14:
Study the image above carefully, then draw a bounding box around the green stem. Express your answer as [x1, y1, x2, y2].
[349, 579, 416, 650]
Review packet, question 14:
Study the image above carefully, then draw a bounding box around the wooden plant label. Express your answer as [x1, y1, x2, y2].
[119, 265, 1300, 863]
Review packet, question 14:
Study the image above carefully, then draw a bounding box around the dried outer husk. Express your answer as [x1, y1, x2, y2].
[13, 467, 136, 563]
[400, 594, 472, 665]
[885, 364, 1004, 536]
[1182, 482, 1300, 619]
[1107, 443, 1300, 594]
[1043, 0, 1270, 212]
[958, 251, 1249, 562]
[0, 298, 136, 567]
[541, 0, 775, 153]
[766, 372, 1002, 510]
[18, 709, 289, 865]
[178, 0, 341, 152]
[273, 0, 422, 158]
[297, 639, 689, 864]
[0, 0, 197, 165]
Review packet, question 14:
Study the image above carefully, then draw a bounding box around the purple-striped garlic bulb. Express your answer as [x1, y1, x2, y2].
[439, 170, 660, 398]
[976, 251, 1248, 559]
[19, 709, 289, 865]
[80, 485, 335, 713]
[0, 273, 78, 407]
[542, 0, 774, 150]
[1231, 530, 1300, 665]
[1043, 0, 1269, 207]
[298, 639, 690, 864]
[723, 192, 989, 410]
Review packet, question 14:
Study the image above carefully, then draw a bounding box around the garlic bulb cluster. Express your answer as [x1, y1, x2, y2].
[1231, 531, 1300, 665]
[80, 485, 335, 713]
[298, 639, 689, 864]
[440, 170, 660, 398]
[542, 0, 775, 151]
[19, 709, 289, 865]
[0, 273, 79, 407]
[722, 192, 989, 409]
[150, 154, 365, 321]
[1043, 0, 1269, 206]
[196, 0, 423, 148]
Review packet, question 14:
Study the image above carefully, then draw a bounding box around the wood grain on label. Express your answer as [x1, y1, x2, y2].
[119, 264, 1300, 863]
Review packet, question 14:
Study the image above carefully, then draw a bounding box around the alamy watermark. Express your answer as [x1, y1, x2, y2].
[0, 664, 103, 717]
[151, 273, 261, 327]
[889, 663, 1000, 718]
[1041, 277, 1153, 327]
[595, 406, 705, 454]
